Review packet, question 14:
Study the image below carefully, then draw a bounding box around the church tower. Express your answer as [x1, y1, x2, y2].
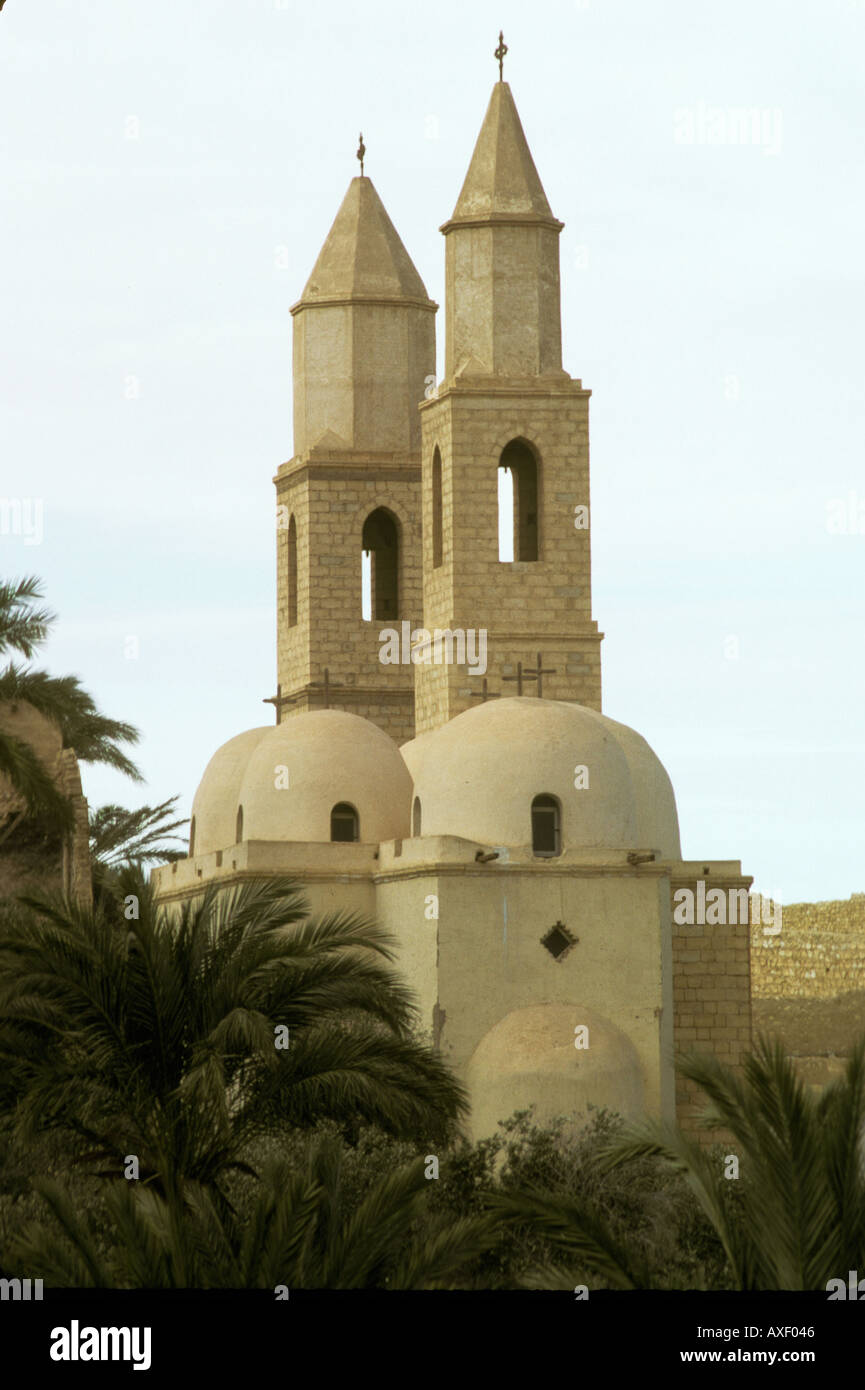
[273, 170, 437, 743]
[415, 78, 603, 734]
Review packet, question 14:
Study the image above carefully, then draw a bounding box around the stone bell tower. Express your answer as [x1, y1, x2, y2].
[415, 77, 603, 735]
[273, 165, 437, 744]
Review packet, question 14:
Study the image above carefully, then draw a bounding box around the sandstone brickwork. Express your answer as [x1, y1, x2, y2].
[750, 896, 865, 1088]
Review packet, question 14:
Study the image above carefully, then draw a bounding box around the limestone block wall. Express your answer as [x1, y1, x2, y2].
[415, 379, 602, 733]
[0, 703, 92, 908]
[274, 451, 421, 744]
[670, 865, 753, 1139]
[750, 896, 865, 1087]
[444, 223, 564, 378]
[292, 300, 435, 458]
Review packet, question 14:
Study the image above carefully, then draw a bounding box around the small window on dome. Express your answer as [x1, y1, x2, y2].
[331, 802, 359, 843]
[531, 794, 561, 857]
[236, 805, 244, 843]
[189, 816, 196, 858]
[412, 797, 422, 837]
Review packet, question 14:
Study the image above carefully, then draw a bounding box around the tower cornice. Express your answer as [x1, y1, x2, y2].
[419, 378, 590, 408]
[439, 213, 563, 235]
[291, 293, 437, 316]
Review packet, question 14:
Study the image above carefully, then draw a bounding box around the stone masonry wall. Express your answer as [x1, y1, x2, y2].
[750, 895, 865, 1088]
[670, 868, 753, 1140]
[274, 451, 421, 746]
[416, 378, 603, 733]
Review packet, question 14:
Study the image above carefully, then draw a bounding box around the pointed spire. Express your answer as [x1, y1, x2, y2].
[291, 175, 436, 457]
[444, 83, 561, 229]
[297, 176, 431, 305]
[439, 81, 565, 379]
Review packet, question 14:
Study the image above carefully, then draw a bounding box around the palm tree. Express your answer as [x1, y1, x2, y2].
[0, 577, 142, 832]
[88, 797, 188, 905]
[495, 1037, 865, 1291]
[89, 798, 189, 871]
[0, 870, 467, 1196]
[7, 1135, 500, 1289]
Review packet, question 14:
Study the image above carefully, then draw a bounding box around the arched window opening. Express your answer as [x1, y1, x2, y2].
[498, 440, 539, 562]
[287, 514, 298, 627]
[412, 797, 422, 837]
[189, 816, 196, 858]
[236, 805, 244, 843]
[331, 801, 359, 843]
[531, 794, 561, 857]
[361, 508, 399, 620]
[497, 466, 514, 562]
[431, 448, 443, 569]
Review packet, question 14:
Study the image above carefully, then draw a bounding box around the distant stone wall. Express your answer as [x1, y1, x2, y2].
[751, 896, 865, 1088]
[751, 896, 865, 998]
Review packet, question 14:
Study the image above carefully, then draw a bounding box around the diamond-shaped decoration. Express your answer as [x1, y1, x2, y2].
[541, 921, 577, 960]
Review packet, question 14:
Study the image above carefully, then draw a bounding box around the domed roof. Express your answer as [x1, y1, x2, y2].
[401, 697, 680, 858]
[466, 1002, 645, 1138]
[191, 711, 411, 856]
[190, 726, 271, 859]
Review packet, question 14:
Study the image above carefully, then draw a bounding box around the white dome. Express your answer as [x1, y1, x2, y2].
[401, 697, 680, 858]
[191, 710, 411, 854]
[190, 727, 271, 858]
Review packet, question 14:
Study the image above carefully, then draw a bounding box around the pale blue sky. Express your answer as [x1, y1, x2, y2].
[1, 0, 863, 903]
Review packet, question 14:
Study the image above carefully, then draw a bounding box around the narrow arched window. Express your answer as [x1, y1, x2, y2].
[412, 796, 422, 836]
[362, 509, 399, 620]
[431, 448, 443, 569]
[236, 805, 244, 843]
[499, 440, 539, 562]
[531, 794, 561, 857]
[331, 802, 359, 843]
[287, 514, 298, 627]
[189, 816, 196, 858]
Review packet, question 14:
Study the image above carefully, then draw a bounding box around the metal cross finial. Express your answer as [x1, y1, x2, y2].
[469, 677, 501, 704]
[524, 652, 558, 698]
[357, 131, 366, 176]
[495, 30, 507, 81]
[502, 661, 525, 696]
[263, 682, 303, 723]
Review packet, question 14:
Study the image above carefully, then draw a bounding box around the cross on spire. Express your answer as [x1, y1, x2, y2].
[524, 652, 558, 698]
[494, 30, 508, 81]
[469, 677, 501, 703]
[356, 131, 366, 176]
